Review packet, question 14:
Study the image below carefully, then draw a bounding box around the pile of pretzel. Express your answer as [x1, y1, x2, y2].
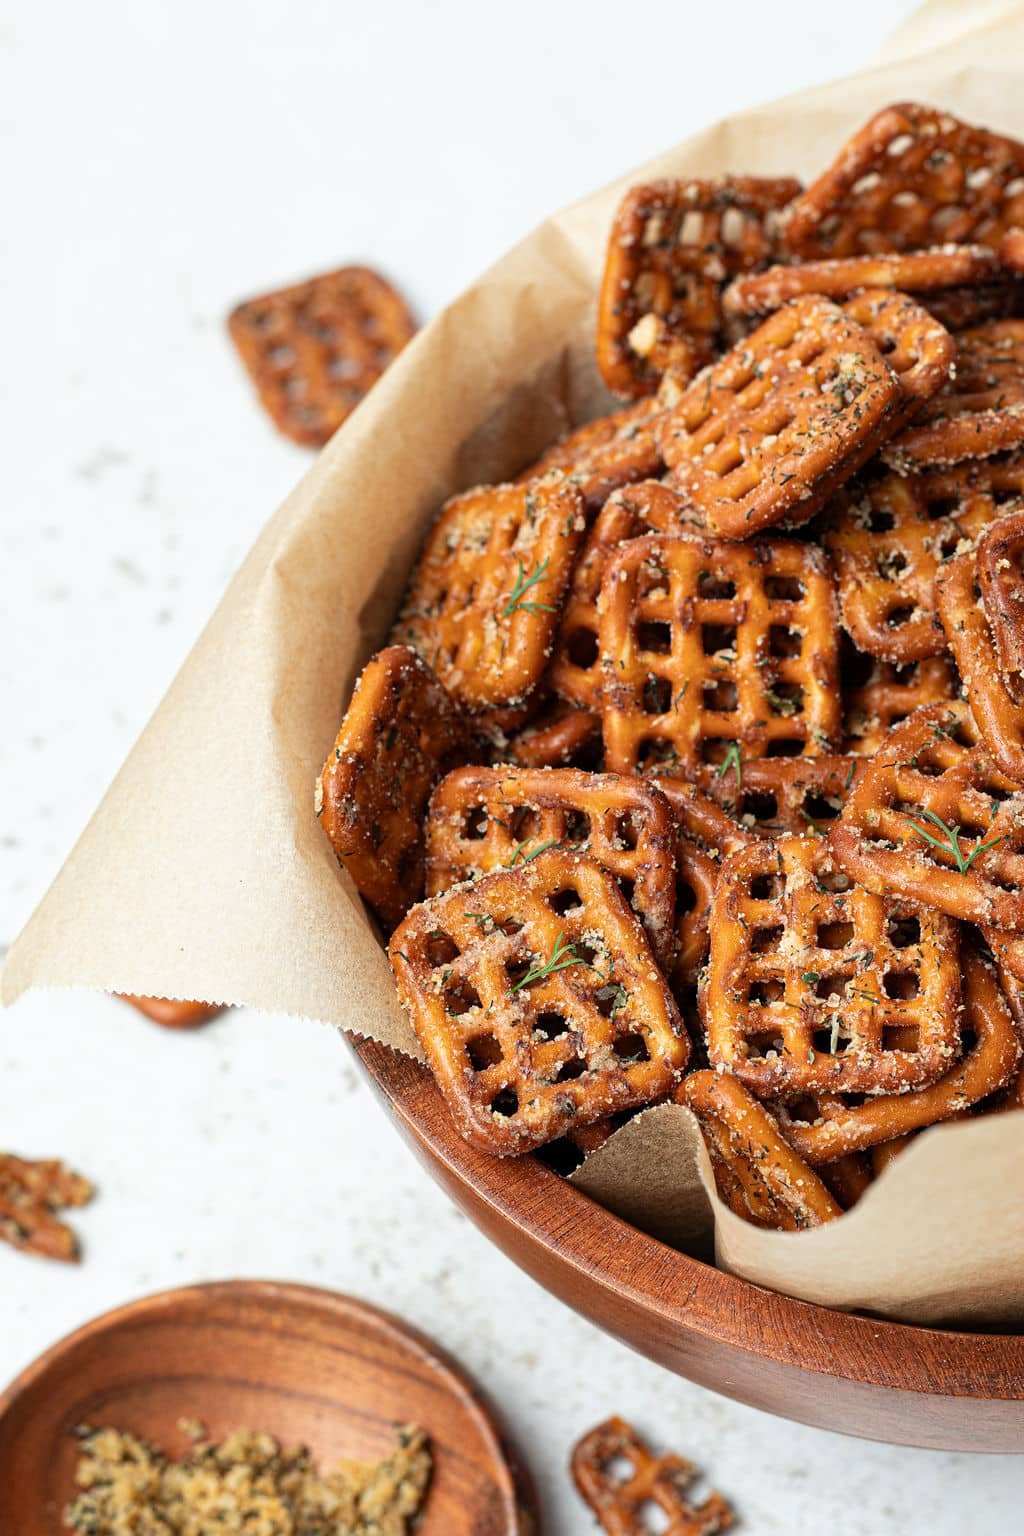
[318, 103, 1024, 1232]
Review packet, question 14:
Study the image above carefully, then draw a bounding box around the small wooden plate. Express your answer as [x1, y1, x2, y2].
[0, 1280, 538, 1534]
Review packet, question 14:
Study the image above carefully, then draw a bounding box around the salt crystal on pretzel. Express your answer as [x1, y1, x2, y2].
[829, 701, 1024, 929]
[316, 646, 467, 928]
[599, 532, 841, 777]
[782, 103, 1024, 260]
[679, 1070, 842, 1230]
[516, 400, 666, 511]
[659, 295, 902, 538]
[388, 848, 689, 1156]
[723, 244, 1001, 317]
[393, 473, 585, 711]
[653, 779, 754, 989]
[842, 289, 955, 428]
[572, 1416, 735, 1536]
[425, 765, 679, 971]
[701, 754, 865, 838]
[842, 649, 962, 755]
[702, 833, 961, 1095]
[774, 944, 1021, 1162]
[507, 701, 602, 770]
[883, 319, 1024, 471]
[227, 265, 416, 447]
[596, 175, 801, 399]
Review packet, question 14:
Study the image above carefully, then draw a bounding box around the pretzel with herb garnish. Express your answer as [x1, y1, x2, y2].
[842, 650, 962, 755]
[388, 848, 688, 1155]
[702, 833, 962, 1095]
[0, 1154, 94, 1263]
[841, 288, 955, 430]
[882, 319, 1024, 472]
[425, 765, 679, 971]
[572, 1416, 735, 1536]
[701, 755, 865, 839]
[516, 399, 666, 511]
[723, 244, 1003, 317]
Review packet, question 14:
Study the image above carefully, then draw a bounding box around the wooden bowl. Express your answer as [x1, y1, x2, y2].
[0, 1280, 537, 1534]
[354, 1039, 1024, 1454]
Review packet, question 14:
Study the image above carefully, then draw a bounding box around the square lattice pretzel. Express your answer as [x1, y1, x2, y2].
[425, 765, 678, 972]
[571, 1417, 734, 1536]
[599, 533, 841, 777]
[841, 647, 961, 755]
[702, 755, 865, 838]
[658, 295, 901, 537]
[702, 833, 961, 1095]
[652, 778, 754, 989]
[393, 473, 585, 711]
[388, 848, 689, 1155]
[883, 319, 1024, 471]
[516, 400, 667, 512]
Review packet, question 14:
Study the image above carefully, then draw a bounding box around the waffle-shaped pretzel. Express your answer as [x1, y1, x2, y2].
[702, 755, 865, 838]
[703, 834, 961, 1094]
[883, 320, 1024, 471]
[654, 779, 755, 987]
[388, 849, 689, 1155]
[842, 289, 955, 428]
[936, 540, 1024, 781]
[572, 1418, 734, 1536]
[782, 103, 1024, 259]
[120, 996, 221, 1029]
[549, 481, 700, 709]
[425, 766, 678, 971]
[1002, 228, 1024, 273]
[842, 650, 961, 754]
[596, 176, 801, 399]
[659, 296, 901, 538]
[317, 646, 467, 927]
[599, 533, 841, 776]
[679, 1071, 842, 1230]
[393, 474, 585, 711]
[775, 945, 1021, 1161]
[723, 245, 1002, 317]
[829, 702, 1024, 928]
[0, 1154, 93, 1263]
[925, 280, 1022, 332]
[507, 702, 602, 769]
[516, 400, 666, 511]
[227, 266, 416, 446]
[975, 506, 1024, 676]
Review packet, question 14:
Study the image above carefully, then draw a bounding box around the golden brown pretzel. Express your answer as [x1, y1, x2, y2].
[774, 945, 1022, 1161]
[679, 1070, 842, 1230]
[653, 779, 755, 988]
[841, 289, 954, 428]
[388, 848, 689, 1155]
[425, 765, 678, 971]
[571, 1417, 735, 1536]
[1001, 228, 1024, 273]
[120, 996, 222, 1029]
[700, 755, 865, 839]
[925, 280, 1022, 332]
[0, 1154, 93, 1263]
[819, 1151, 875, 1209]
[317, 646, 467, 927]
[781, 103, 1024, 259]
[723, 244, 1002, 316]
[702, 834, 961, 1095]
[883, 320, 1024, 471]
[974, 505, 1024, 676]
[842, 650, 962, 755]
[659, 296, 901, 538]
[549, 480, 700, 709]
[596, 176, 801, 398]
[598, 533, 841, 776]
[516, 400, 666, 511]
[829, 702, 1024, 928]
[227, 265, 416, 446]
[393, 474, 585, 711]
[936, 537, 1024, 781]
[507, 701, 602, 769]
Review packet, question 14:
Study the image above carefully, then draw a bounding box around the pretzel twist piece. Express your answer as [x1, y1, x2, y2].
[659, 296, 901, 537]
[426, 766, 678, 971]
[393, 474, 585, 711]
[936, 538, 1024, 780]
[598, 533, 841, 777]
[507, 702, 602, 769]
[516, 400, 666, 511]
[883, 320, 1024, 471]
[829, 701, 1024, 928]
[572, 1417, 734, 1536]
[723, 244, 1003, 317]
[388, 849, 689, 1155]
[317, 646, 467, 927]
[774, 945, 1022, 1161]
[702, 834, 962, 1095]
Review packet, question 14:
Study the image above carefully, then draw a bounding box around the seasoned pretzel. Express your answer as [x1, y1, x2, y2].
[679, 1071, 842, 1230]
[1001, 228, 1024, 273]
[724, 244, 1001, 317]
[516, 400, 666, 511]
[702, 755, 865, 838]
[842, 648, 961, 755]
[974, 505, 1024, 676]
[317, 646, 467, 928]
[842, 289, 954, 427]
[936, 538, 1024, 780]
[388, 848, 689, 1155]
[782, 103, 1024, 259]
[659, 296, 901, 537]
[883, 320, 1024, 471]
[120, 996, 221, 1029]
[702, 834, 961, 1095]
[425, 766, 678, 971]
[227, 265, 416, 446]
[775, 945, 1021, 1161]
[819, 1151, 875, 1209]
[653, 779, 755, 988]
[599, 533, 841, 777]
[572, 1417, 734, 1536]
[393, 474, 585, 711]
[549, 481, 700, 709]
[507, 702, 602, 769]
[596, 176, 801, 399]
[925, 280, 1021, 332]
[829, 702, 1024, 929]
[0, 1154, 93, 1263]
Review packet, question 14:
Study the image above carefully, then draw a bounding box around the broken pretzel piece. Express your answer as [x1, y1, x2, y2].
[572, 1416, 734, 1536]
[883, 319, 1024, 471]
[0, 1154, 94, 1263]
